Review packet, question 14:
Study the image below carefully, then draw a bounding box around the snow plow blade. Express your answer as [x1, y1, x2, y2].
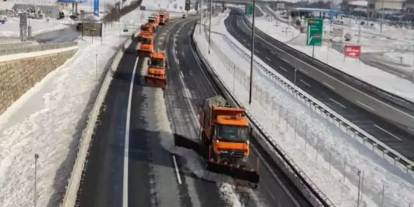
[207, 161, 259, 183]
[145, 76, 166, 89]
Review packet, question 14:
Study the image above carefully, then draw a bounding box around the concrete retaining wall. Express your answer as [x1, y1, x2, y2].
[0, 49, 77, 114]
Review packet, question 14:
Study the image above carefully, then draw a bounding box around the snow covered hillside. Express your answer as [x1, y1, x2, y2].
[194, 10, 414, 207]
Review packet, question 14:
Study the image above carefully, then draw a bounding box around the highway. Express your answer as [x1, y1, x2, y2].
[75, 16, 312, 207]
[225, 9, 414, 162]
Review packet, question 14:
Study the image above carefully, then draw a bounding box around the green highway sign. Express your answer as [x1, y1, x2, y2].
[246, 4, 253, 15]
[306, 18, 323, 46]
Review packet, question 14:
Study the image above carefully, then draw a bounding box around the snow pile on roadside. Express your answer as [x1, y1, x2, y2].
[0, 7, 152, 207]
[254, 16, 299, 43]
[0, 17, 68, 38]
[194, 11, 414, 207]
[252, 7, 414, 102]
[141, 0, 187, 12]
[384, 51, 414, 68]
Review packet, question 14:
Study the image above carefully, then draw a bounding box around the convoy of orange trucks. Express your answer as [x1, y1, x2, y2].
[199, 96, 259, 183]
[137, 11, 170, 87]
[137, 12, 259, 183]
[137, 34, 155, 57]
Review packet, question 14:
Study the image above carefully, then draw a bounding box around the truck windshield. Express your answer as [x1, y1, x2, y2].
[142, 38, 152, 44]
[216, 125, 249, 142]
[151, 59, 164, 68]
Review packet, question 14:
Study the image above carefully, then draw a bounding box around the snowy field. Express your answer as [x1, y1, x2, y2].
[252, 7, 414, 102]
[0, 1, 170, 206]
[0, 17, 68, 37]
[194, 10, 414, 207]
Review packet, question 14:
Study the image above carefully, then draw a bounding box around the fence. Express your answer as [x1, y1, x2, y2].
[196, 16, 414, 205]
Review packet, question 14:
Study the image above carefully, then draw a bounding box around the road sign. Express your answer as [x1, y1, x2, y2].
[306, 18, 323, 46]
[93, 0, 99, 16]
[185, 0, 190, 11]
[276, 3, 285, 10]
[344, 45, 361, 58]
[246, 3, 253, 15]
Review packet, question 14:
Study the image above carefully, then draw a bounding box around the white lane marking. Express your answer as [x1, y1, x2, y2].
[374, 124, 403, 141]
[329, 98, 347, 109]
[279, 66, 288, 72]
[251, 146, 301, 207]
[323, 82, 335, 90]
[122, 56, 139, 207]
[300, 79, 311, 87]
[357, 100, 376, 112]
[245, 20, 414, 121]
[172, 155, 182, 185]
[265, 56, 272, 62]
[184, 88, 192, 99]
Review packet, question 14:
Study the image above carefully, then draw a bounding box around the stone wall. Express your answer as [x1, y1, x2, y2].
[0, 49, 77, 114]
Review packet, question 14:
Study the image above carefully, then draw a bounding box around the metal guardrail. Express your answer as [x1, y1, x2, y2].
[239, 15, 414, 129]
[232, 15, 414, 173]
[194, 23, 335, 207]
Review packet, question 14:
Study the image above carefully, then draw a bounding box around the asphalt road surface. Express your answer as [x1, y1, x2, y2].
[225, 9, 414, 163]
[76, 16, 313, 207]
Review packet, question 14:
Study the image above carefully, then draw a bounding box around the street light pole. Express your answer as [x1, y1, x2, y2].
[294, 68, 297, 84]
[380, 0, 384, 33]
[248, 0, 256, 105]
[357, 170, 362, 207]
[34, 154, 39, 207]
[208, 0, 212, 54]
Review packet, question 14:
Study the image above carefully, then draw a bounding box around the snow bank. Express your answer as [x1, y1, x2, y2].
[253, 6, 414, 102]
[0, 17, 68, 38]
[194, 10, 414, 207]
[141, 0, 187, 13]
[0, 6, 153, 207]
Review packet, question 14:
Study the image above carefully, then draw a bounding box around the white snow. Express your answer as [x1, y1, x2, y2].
[384, 51, 414, 67]
[0, 46, 77, 61]
[0, 3, 162, 207]
[141, 0, 188, 13]
[194, 10, 414, 207]
[0, 17, 68, 38]
[348, 0, 368, 7]
[252, 7, 414, 102]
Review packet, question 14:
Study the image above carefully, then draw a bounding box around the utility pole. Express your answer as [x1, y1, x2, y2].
[294, 68, 297, 84]
[199, 0, 203, 33]
[380, 183, 385, 207]
[380, 0, 384, 33]
[208, 0, 212, 54]
[248, 0, 256, 104]
[357, 170, 361, 207]
[34, 154, 39, 207]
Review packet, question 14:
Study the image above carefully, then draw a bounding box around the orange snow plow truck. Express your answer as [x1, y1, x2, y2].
[137, 34, 154, 57]
[146, 51, 167, 88]
[199, 96, 259, 183]
[159, 11, 169, 25]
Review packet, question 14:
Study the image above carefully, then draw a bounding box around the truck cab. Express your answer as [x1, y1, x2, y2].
[159, 11, 169, 25]
[146, 52, 167, 88]
[137, 30, 153, 41]
[140, 22, 155, 33]
[137, 34, 154, 57]
[148, 16, 159, 29]
[200, 97, 251, 163]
